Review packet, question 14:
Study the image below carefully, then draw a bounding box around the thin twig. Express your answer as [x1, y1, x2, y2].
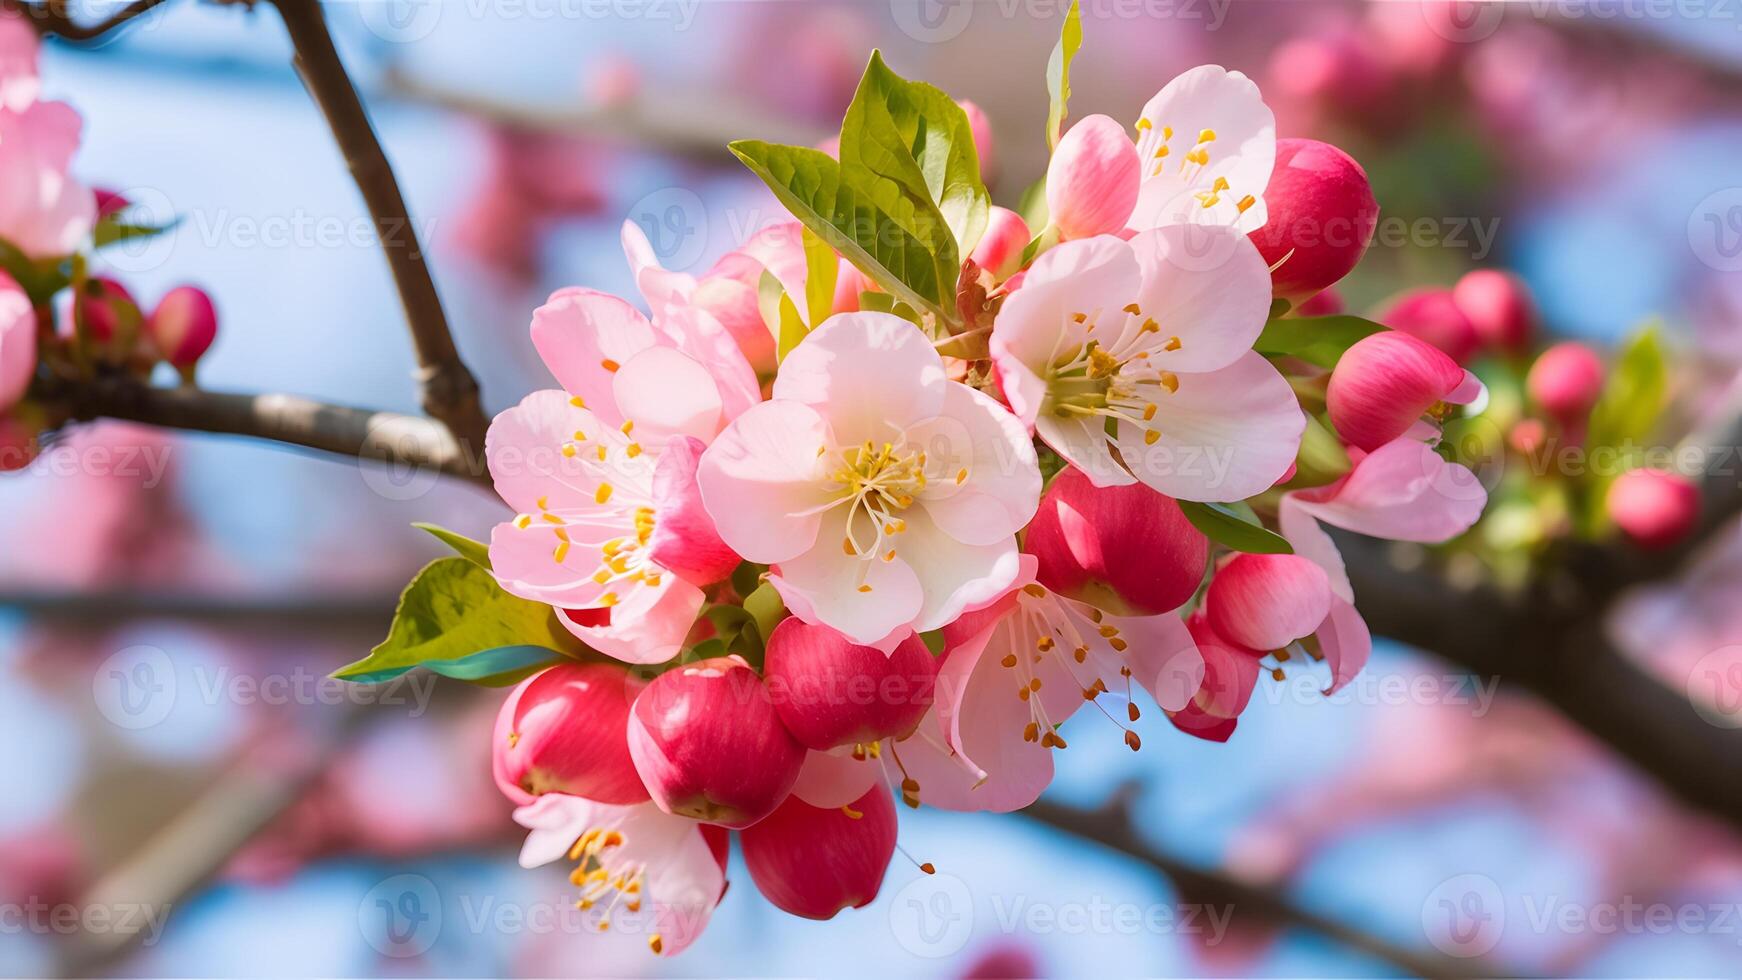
[268, 0, 489, 451]
[2, 0, 171, 42]
[43, 376, 489, 484]
[1022, 796, 1509, 979]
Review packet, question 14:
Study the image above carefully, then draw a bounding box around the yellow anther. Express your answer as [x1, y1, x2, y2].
[553, 542, 570, 563]
[600, 592, 619, 607]
[1142, 403, 1158, 421]
[562, 444, 577, 458]
[569, 395, 586, 408]
[620, 420, 635, 435]
[1197, 128, 1217, 143]
[1159, 372, 1180, 393]
[596, 484, 614, 504]
[1236, 194, 1257, 213]
[843, 536, 857, 556]
[626, 443, 642, 458]
[1165, 336, 1182, 351]
[1144, 430, 1161, 446]
[857, 584, 873, 593]
[601, 358, 620, 373]
[515, 515, 532, 529]
[955, 467, 969, 485]
[649, 935, 663, 955]
[841, 804, 864, 820]
[1000, 653, 1018, 668]
[1122, 303, 1142, 315]
[1136, 117, 1152, 131]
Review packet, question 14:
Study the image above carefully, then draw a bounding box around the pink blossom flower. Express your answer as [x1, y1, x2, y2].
[1166, 610, 1262, 742]
[0, 271, 33, 412]
[739, 784, 896, 920]
[486, 282, 755, 664]
[1203, 551, 1369, 695]
[698, 312, 1039, 646]
[1272, 437, 1487, 689]
[895, 557, 1202, 812]
[0, 93, 95, 260]
[625, 656, 806, 828]
[146, 285, 218, 371]
[512, 792, 727, 957]
[1379, 288, 1481, 364]
[1127, 65, 1276, 233]
[0, 10, 41, 112]
[1326, 330, 1483, 452]
[990, 230, 1304, 501]
[969, 206, 1030, 282]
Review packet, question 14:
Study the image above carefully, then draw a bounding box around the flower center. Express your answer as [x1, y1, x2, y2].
[1000, 584, 1145, 753]
[814, 439, 943, 587]
[1040, 304, 1182, 448]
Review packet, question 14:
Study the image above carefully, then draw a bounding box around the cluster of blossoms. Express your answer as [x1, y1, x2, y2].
[0, 13, 218, 471]
[466, 56, 1491, 957]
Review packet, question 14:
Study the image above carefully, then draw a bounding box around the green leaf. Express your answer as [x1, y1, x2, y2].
[0, 238, 70, 305]
[1016, 175, 1049, 233]
[776, 290, 808, 362]
[1253, 315, 1387, 369]
[730, 139, 957, 320]
[92, 215, 180, 250]
[800, 226, 839, 326]
[335, 557, 575, 684]
[1044, 0, 1084, 150]
[413, 522, 491, 569]
[334, 644, 562, 687]
[743, 581, 787, 642]
[1178, 501, 1294, 555]
[839, 51, 989, 256]
[1586, 325, 1668, 460]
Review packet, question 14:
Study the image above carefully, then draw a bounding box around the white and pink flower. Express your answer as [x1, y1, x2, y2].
[990, 228, 1304, 501]
[699, 311, 1040, 647]
[0, 18, 94, 260]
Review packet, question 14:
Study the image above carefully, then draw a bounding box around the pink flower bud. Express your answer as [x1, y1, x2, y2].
[691, 275, 775, 376]
[647, 436, 740, 587]
[1045, 114, 1139, 240]
[969, 206, 1031, 282]
[1293, 287, 1344, 317]
[1379, 288, 1480, 364]
[1453, 269, 1535, 353]
[739, 784, 896, 920]
[147, 285, 217, 370]
[1327, 330, 1476, 452]
[493, 662, 649, 807]
[627, 657, 806, 828]
[957, 98, 995, 182]
[70, 276, 142, 355]
[1205, 554, 1331, 652]
[1607, 468, 1699, 551]
[0, 273, 33, 413]
[1167, 610, 1262, 743]
[762, 619, 937, 751]
[1526, 342, 1604, 425]
[1250, 138, 1379, 304]
[1026, 466, 1208, 616]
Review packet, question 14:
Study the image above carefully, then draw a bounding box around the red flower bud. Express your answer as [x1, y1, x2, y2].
[1046, 114, 1139, 240]
[1250, 138, 1379, 304]
[762, 618, 937, 751]
[969, 206, 1031, 282]
[1327, 330, 1476, 452]
[1205, 553, 1331, 652]
[626, 657, 806, 828]
[493, 662, 649, 806]
[739, 785, 896, 920]
[69, 276, 142, 358]
[1379, 288, 1480, 364]
[147, 285, 217, 372]
[1026, 466, 1207, 616]
[1607, 468, 1699, 551]
[1452, 269, 1535, 353]
[1526, 342, 1604, 426]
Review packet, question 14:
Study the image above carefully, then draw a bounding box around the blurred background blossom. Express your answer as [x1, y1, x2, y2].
[4, 1, 1742, 976]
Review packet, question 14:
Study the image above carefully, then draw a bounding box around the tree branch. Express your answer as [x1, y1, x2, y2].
[43, 376, 488, 484]
[268, 0, 488, 450]
[1022, 796, 1507, 979]
[2, 0, 171, 42]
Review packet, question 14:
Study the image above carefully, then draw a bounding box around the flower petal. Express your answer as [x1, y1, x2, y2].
[990, 235, 1141, 379]
[612, 345, 724, 445]
[1318, 595, 1371, 694]
[770, 509, 925, 647]
[773, 312, 947, 447]
[912, 383, 1041, 546]
[790, 747, 883, 809]
[697, 400, 834, 564]
[529, 288, 658, 426]
[559, 574, 705, 665]
[1115, 350, 1305, 501]
[894, 507, 1023, 634]
[1128, 225, 1272, 373]
[621, 219, 697, 312]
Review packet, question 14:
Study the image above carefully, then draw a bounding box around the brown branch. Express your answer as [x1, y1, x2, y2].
[268, 0, 488, 451]
[43, 376, 489, 484]
[3, 0, 171, 42]
[1023, 795, 1510, 979]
